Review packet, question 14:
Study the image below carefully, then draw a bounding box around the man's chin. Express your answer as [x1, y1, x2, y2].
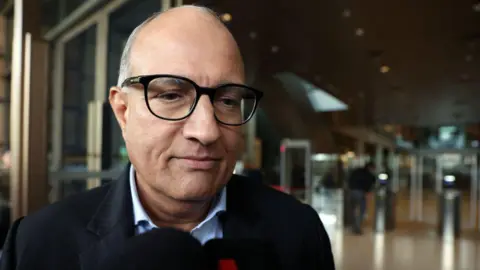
[173, 184, 218, 201]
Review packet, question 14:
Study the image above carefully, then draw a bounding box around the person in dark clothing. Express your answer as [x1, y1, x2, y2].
[347, 162, 376, 234]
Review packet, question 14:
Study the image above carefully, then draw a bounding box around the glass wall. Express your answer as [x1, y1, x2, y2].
[41, 0, 91, 33]
[62, 25, 96, 169]
[48, 0, 165, 199]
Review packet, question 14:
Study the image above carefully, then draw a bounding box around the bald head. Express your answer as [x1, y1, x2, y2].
[117, 5, 244, 86]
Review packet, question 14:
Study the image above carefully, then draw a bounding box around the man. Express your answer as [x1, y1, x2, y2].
[347, 162, 376, 234]
[0, 6, 334, 270]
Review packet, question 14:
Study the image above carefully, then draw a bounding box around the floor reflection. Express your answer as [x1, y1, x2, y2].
[329, 229, 480, 270]
[314, 190, 480, 270]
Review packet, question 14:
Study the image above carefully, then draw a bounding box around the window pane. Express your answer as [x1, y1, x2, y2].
[41, 0, 90, 33]
[62, 25, 96, 168]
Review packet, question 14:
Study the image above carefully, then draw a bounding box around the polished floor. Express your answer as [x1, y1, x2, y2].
[328, 228, 480, 270]
[312, 190, 480, 270]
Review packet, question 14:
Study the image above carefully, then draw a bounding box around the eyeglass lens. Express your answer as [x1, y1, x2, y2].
[146, 77, 256, 125]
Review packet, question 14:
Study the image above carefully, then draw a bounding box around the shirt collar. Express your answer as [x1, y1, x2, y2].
[129, 165, 227, 229]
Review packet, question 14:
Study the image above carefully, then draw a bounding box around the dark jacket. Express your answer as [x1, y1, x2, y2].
[0, 166, 335, 270]
[347, 167, 376, 192]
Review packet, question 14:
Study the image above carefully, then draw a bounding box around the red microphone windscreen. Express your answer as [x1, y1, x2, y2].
[218, 259, 238, 270]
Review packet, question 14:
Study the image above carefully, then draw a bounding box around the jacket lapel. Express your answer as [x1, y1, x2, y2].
[79, 170, 264, 269]
[79, 165, 135, 270]
[221, 175, 264, 240]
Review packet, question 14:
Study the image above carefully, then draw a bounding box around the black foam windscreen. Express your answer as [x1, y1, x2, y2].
[203, 238, 279, 270]
[98, 228, 208, 270]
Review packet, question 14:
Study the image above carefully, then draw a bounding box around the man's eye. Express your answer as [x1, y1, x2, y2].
[220, 98, 240, 107]
[158, 92, 183, 100]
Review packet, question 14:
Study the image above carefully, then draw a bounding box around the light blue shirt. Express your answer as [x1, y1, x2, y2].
[129, 166, 226, 244]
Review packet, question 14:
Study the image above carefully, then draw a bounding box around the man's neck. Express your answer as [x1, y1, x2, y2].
[135, 175, 213, 232]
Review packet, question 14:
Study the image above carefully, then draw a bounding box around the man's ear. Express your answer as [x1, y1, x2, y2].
[109, 86, 128, 136]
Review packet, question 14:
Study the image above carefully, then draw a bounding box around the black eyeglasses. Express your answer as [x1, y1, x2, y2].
[121, 74, 263, 126]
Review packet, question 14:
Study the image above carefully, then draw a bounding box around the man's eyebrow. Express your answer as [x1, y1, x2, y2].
[154, 78, 188, 85]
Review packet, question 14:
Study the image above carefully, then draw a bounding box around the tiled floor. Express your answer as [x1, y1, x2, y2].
[330, 228, 480, 270]
[313, 190, 480, 270]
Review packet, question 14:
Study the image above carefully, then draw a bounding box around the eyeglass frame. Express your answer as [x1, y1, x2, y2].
[121, 74, 264, 126]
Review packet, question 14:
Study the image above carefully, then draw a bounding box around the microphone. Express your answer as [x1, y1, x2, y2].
[203, 239, 279, 270]
[98, 228, 208, 270]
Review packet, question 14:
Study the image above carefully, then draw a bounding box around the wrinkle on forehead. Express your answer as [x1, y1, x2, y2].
[128, 6, 245, 82]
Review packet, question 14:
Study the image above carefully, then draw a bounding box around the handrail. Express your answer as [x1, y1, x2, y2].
[49, 168, 123, 182]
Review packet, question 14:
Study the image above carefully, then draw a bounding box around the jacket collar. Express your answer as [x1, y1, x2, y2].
[86, 165, 134, 237]
[80, 166, 264, 269]
[85, 166, 264, 238]
[81, 165, 134, 270]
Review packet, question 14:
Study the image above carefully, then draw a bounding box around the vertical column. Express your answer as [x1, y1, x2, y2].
[388, 150, 399, 192]
[86, 13, 109, 189]
[375, 145, 383, 173]
[10, 0, 49, 221]
[355, 140, 365, 167]
[0, 18, 6, 149]
[244, 114, 257, 168]
[409, 155, 416, 221]
[417, 155, 424, 221]
[469, 154, 477, 228]
[435, 155, 443, 194]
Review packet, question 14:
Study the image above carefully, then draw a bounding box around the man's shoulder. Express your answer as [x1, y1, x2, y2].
[18, 183, 112, 235]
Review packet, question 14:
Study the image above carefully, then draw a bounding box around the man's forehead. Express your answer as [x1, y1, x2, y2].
[128, 6, 245, 82]
[136, 6, 228, 43]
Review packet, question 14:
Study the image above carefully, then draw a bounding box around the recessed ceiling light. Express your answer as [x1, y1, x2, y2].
[355, 28, 365, 36]
[271, 46, 279, 53]
[380, 65, 390, 73]
[220, 13, 232, 22]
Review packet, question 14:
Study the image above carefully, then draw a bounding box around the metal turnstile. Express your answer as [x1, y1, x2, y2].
[279, 139, 312, 205]
[437, 190, 461, 237]
[342, 188, 353, 227]
[373, 188, 396, 233]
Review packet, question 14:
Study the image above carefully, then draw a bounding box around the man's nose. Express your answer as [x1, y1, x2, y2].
[182, 95, 221, 145]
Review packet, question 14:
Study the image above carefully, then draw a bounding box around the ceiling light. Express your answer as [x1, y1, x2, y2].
[380, 65, 390, 73]
[249, 32, 257, 39]
[307, 90, 348, 112]
[274, 72, 348, 112]
[355, 28, 365, 36]
[271, 46, 279, 53]
[220, 13, 232, 22]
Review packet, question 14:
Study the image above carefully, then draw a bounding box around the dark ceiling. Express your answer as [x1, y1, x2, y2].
[189, 0, 480, 128]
